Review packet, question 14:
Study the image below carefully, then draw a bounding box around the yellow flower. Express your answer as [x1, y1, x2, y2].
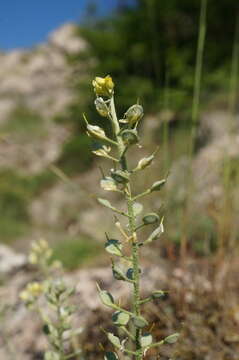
[92, 75, 114, 96]
[27, 282, 43, 297]
[19, 290, 30, 301]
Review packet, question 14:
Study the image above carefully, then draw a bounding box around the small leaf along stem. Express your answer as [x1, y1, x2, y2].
[90, 76, 179, 360]
[109, 95, 143, 360]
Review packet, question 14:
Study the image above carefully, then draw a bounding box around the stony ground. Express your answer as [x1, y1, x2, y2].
[0, 246, 238, 360]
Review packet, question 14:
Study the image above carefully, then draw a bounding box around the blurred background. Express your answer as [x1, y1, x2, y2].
[0, 0, 239, 359]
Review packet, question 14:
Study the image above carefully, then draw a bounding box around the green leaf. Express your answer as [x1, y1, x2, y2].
[132, 315, 148, 328]
[112, 311, 130, 326]
[140, 333, 153, 347]
[104, 352, 119, 360]
[133, 202, 143, 216]
[164, 333, 180, 344]
[98, 290, 115, 307]
[107, 333, 121, 348]
[105, 239, 122, 256]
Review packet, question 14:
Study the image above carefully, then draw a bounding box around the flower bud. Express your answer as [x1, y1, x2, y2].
[142, 213, 159, 225]
[86, 124, 107, 141]
[150, 179, 166, 192]
[92, 75, 114, 97]
[111, 169, 129, 184]
[121, 104, 143, 126]
[120, 129, 139, 146]
[94, 97, 109, 117]
[93, 145, 111, 158]
[100, 177, 118, 191]
[134, 154, 154, 171]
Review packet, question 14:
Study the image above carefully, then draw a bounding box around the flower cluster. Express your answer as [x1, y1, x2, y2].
[20, 239, 82, 360]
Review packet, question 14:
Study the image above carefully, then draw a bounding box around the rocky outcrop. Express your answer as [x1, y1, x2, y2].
[0, 245, 27, 275]
[0, 24, 87, 121]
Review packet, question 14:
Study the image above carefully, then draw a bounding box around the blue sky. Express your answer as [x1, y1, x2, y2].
[0, 0, 118, 50]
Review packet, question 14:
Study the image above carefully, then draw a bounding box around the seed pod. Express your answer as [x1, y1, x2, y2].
[104, 352, 119, 360]
[126, 268, 134, 280]
[126, 268, 141, 280]
[112, 311, 130, 326]
[151, 290, 166, 299]
[111, 170, 129, 184]
[112, 265, 125, 280]
[140, 333, 153, 347]
[132, 315, 148, 328]
[101, 177, 118, 192]
[107, 333, 121, 348]
[98, 289, 115, 307]
[92, 75, 114, 97]
[142, 213, 159, 225]
[124, 104, 144, 126]
[145, 219, 164, 244]
[120, 129, 139, 146]
[94, 97, 109, 117]
[134, 154, 154, 171]
[164, 333, 180, 344]
[93, 145, 111, 158]
[150, 179, 166, 192]
[86, 124, 107, 141]
[105, 239, 122, 256]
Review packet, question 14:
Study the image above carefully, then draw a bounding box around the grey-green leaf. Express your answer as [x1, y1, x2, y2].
[112, 311, 130, 326]
[107, 333, 121, 348]
[140, 333, 153, 347]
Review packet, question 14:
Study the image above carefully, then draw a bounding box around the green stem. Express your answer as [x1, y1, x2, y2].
[132, 189, 151, 201]
[57, 303, 66, 360]
[109, 96, 143, 360]
[127, 189, 142, 359]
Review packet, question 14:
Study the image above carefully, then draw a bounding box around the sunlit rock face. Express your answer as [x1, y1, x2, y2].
[0, 23, 86, 120]
[0, 23, 87, 172]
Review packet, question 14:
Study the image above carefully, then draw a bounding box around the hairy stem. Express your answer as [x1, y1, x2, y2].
[109, 96, 142, 359]
[127, 190, 142, 359]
